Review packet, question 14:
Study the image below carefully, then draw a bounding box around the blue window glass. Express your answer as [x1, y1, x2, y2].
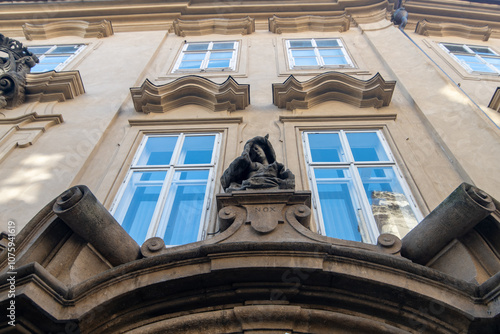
[113, 171, 167, 245]
[288, 38, 352, 69]
[113, 133, 218, 247]
[345, 132, 389, 162]
[175, 41, 238, 72]
[29, 44, 85, 73]
[179, 135, 215, 165]
[158, 170, 209, 245]
[137, 136, 178, 166]
[305, 130, 420, 243]
[441, 43, 500, 74]
[308, 133, 346, 163]
[314, 168, 362, 242]
[186, 43, 209, 51]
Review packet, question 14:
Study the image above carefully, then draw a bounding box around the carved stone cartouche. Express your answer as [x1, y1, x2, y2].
[0, 34, 38, 109]
[221, 134, 295, 192]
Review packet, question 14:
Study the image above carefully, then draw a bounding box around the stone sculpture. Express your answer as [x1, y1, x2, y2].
[221, 134, 294, 192]
[0, 34, 38, 109]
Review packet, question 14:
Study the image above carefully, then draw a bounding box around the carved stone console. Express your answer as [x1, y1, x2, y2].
[0, 34, 38, 109]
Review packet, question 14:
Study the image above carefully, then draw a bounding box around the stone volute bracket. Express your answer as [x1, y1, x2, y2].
[0, 34, 38, 109]
[272, 71, 396, 111]
[130, 76, 250, 113]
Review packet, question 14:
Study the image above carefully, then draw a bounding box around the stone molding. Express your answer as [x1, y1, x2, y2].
[25, 70, 85, 103]
[404, 0, 500, 38]
[0, 112, 63, 162]
[415, 20, 492, 41]
[2, 0, 399, 35]
[272, 71, 396, 111]
[22, 20, 114, 40]
[130, 76, 250, 113]
[172, 17, 255, 36]
[268, 14, 350, 34]
[488, 87, 500, 112]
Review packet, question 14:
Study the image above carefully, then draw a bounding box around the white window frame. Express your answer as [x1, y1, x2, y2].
[303, 129, 421, 244]
[439, 43, 500, 75]
[286, 38, 354, 70]
[172, 41, 239, 73]
[28, 44, 86, 73]
[110, 132, 221, 246]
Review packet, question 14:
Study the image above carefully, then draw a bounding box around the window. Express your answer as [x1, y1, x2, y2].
[111, 133, 220, 246]
[303, 130, 420, 243]
[440, 43, 500, 74]
[286, 38, 353, 70]
[173, 41, 239, 72]
[28, 44, 86, 73]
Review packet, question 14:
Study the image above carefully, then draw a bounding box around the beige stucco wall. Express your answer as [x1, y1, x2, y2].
[1, 17, 499, 238]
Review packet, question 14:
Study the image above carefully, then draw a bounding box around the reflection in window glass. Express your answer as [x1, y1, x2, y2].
[314, 168, 362, 241]
[112, 133, 219, 246]
[158, 170, 209, 245]
[179, 135, 215, 165]
[346, 132, 389, 162]
[175, 41, 238, 72]
[113, 171, 167, 245]
[29, 44, 85, 73]
[304, 130, 420, 243]
[137, 136, 178, 166]
[359, 167, 418, 237]
[308, 133, 345, 163]
[287, 38, 353, 69]
[440, 43, 500, 74]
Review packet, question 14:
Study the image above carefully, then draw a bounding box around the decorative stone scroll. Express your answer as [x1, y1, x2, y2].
[0, 34, 38, 109]
[268, 14, 350, 34]
[172, 17, 255, 36]
[130, 76, 250, 113]
[402, 183, 496, 265]
[415, 20, 492, 41]
[272, 71, 396, 110]
[22, 20, 114, 40]
[53, 185, 141, 266]
[25, 70, 85, 103]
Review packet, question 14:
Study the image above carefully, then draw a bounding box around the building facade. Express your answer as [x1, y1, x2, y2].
[0, 0, 499, 332]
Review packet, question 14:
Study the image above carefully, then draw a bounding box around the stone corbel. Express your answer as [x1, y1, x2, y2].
[272, 71, 396, 111]
[130, 76, 250, 113]
[22, 20, 114, 40]
[268, 14, 350, 34]
[415, 20, 491, 41]
[172, 17, 255, 36]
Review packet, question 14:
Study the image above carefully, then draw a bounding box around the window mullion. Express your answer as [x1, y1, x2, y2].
[350, 164, 378, 244]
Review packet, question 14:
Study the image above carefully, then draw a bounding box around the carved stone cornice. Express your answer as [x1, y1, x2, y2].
[268, 14, 350, 34]
[22, 20, 114, 40]
[172, 17, 255, 36]
[130, 76, 250, 113]
[404, 0, 500, 38]
[0, 34, 38, 109]
[415, 20, 492, 41]
[25, 70, 85, 103]
[272, 71, 396, 111]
